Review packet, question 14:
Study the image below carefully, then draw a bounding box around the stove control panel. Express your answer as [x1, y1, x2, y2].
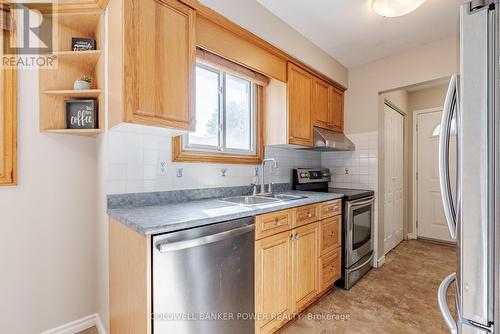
[294, 168, 331, 184]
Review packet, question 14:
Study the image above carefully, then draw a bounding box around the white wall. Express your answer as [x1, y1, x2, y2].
[408, 83, 448, 111]
[199, 0, 348, 87]
[345, 35, 459, 134]
[331, 35, 459, 263]
[0, 67, 98, 332]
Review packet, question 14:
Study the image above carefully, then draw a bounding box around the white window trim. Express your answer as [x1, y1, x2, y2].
[184, 63, 257, 156]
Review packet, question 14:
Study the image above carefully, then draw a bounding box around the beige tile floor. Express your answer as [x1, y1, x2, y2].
[280, 240, 457, 334]
[79, 240, 456, 334]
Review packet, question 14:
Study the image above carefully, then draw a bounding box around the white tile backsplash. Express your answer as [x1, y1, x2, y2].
[321, 131, 378, 191]
[107, 128, 321, 194]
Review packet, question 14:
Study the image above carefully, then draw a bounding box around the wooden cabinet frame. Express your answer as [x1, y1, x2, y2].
[1, 26, 17, 186]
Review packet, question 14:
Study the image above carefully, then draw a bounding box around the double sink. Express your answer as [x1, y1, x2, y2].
[221, 193, 307, 206]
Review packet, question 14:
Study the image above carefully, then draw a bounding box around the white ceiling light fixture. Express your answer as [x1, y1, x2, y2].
[372, 0, 427, 17]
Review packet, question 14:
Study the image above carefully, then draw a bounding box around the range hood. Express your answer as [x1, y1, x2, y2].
[308, 127, 355, 151]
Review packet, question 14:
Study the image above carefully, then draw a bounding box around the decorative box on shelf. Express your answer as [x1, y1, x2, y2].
[65, 99, 98, 129]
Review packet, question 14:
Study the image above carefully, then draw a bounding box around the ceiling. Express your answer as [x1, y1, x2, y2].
[256, 0, 459, 68]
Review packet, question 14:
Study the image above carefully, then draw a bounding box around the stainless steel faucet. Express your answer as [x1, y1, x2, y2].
[260, 158, 278, 194]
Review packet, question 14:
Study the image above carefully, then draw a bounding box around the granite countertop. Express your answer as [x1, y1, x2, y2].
[107, 190, 343, 235]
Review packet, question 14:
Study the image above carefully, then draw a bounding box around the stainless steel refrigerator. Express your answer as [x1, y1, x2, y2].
[438, 1, 500, 333]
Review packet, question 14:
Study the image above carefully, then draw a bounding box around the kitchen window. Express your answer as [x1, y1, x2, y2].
[173, 49, 267, 164]
[185, 64, 256, 154]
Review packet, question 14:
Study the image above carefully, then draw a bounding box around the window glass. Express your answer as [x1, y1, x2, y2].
[431, 118, 457, 137]
[225, 74, 252, 151]
[186, 64, 256, 155]
[189, 66, 220, 148]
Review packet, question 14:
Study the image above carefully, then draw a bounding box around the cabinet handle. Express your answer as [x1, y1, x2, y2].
[274, 218, 282, 226]
[330, 265, 336, 272]
[295, 234, 300, 240]
[306, 211, 312, 218]
[290, 233, 295, 241]
[329, 232, 335, 238]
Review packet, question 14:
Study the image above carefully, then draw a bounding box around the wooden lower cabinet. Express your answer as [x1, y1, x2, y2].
[255, 230, 293, 334]
[291, 222, 319, 313]
[319, 215, 342, 255]
[255, 203, 343, 334]
[319, 246, 341, 292]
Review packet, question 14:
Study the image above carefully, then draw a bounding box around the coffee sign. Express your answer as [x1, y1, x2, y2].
[72, 38, 96, 51]
[65, 99, 97, 129]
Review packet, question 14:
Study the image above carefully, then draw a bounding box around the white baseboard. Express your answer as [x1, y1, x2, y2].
[40, 313, 107, 334]
[95, 314, 107, 334]
[377, 256, 386, 268]
[407, 233, 417, 240]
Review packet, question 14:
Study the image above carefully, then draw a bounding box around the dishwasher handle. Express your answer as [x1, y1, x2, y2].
[156, 223, 255, 253]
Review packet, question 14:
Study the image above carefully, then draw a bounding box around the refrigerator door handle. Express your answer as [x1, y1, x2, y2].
[439, 74, 458, 240]
[438, 272, 458, 334]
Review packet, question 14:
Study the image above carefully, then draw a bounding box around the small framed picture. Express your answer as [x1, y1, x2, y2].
[65, 99, 98, 129]
[72, 38, 96, 51]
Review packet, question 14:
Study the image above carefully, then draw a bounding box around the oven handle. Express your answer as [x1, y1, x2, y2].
[347, 196, 375, 210]
[349, 252, 374, 272]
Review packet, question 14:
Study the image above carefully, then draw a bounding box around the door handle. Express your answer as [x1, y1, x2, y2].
[438, 75, 459, 240]
[437, 272, 457, 334]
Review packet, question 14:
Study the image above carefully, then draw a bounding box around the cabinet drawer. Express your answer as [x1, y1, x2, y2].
[320, 199, 342, 219]
[319, 247, 341, 292]
[255, 209, 292, 240]
[320, 216, 341, 255]
[293, 204, 319, 227]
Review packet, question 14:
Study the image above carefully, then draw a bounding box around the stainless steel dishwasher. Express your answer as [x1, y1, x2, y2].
[152, 217, 255, 334]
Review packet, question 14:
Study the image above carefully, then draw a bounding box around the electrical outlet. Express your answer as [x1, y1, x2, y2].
[158, 160, 167, 176]
[345, 168, 350, 175]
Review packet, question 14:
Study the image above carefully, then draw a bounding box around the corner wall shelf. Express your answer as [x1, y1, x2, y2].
[44, 89, 101, 98]
[39, 11, 105, 137]
[54, 50, 102, 66]
[43, 129, 103, 137]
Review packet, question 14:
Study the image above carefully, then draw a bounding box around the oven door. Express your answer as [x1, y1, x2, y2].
[345, 196, 375, 267]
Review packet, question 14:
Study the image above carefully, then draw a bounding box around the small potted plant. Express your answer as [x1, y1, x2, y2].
[74, 75, 92, 90]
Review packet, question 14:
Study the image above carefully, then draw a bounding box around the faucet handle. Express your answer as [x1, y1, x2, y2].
[250, 183, 258, 196]
[268, 182, 275, 193]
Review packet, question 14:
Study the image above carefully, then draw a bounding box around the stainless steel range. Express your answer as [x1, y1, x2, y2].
[292, 168, 375, 289]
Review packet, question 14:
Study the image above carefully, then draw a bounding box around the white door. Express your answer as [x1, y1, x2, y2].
[383, 104, 404, 255]
[416, 110, 456, 242]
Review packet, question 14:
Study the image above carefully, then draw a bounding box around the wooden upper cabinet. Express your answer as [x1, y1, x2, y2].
[313, 77, 344, 133]
[109, 0, 196, 131]
[330, 86, 344, 133]
[287, 63, 313, 147]
[312, 77, 331, 130]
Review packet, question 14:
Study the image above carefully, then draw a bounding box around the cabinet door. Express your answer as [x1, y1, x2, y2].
[255, 230, 292, 334]
[287, 63, 313, 147]
[291, 222, 319, 313]
[124, 0, 195, 131]
[319, 246, 341, 292]
[330, 87, 344, 133]
[319, 216, 341, 255]
[312, 77, 331, 130]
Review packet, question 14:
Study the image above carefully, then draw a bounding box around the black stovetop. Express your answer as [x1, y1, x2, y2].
[327, 188, 374, 201]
